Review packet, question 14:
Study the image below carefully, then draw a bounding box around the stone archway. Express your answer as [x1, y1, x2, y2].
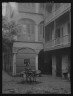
[16, 47, 36, 73]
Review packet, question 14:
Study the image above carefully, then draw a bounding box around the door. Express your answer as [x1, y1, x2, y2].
[43, 56, 52, 75]
[56, 55, 62, 77]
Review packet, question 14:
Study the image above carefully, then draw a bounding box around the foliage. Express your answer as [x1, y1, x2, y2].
[2, 17, 21, 52]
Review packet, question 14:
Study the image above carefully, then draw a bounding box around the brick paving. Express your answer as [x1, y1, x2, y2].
[2, 71, 71, 94]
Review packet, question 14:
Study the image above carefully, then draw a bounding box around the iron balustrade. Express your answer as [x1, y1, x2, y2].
[45, 34, 71, 49]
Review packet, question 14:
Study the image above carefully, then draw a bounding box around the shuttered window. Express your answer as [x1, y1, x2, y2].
[55, 28, 60, 38]
[22, 24, 34, 36]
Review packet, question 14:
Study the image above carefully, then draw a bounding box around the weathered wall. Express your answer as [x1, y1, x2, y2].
[16, 48, 36, 73]
[18, 3, 36, 13]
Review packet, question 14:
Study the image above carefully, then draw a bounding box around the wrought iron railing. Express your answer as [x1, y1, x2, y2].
[45, 34, 71, 49]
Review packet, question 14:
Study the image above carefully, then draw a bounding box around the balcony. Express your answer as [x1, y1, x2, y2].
[44, 34, 71, 51]
[45, 3, 71, 24]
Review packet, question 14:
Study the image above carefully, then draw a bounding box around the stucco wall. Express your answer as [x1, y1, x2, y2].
[18, 3, 36, 13]
[16, 48, 36, 73]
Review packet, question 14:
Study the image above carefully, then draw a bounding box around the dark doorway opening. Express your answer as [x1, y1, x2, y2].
[38, 50, 44, 74]
[38, 50, 52, 75]
[56, 55, 62, 77]
[44, 57, 52, 75]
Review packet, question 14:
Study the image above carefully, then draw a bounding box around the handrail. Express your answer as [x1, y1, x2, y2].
[45, 34, 71, 48]
[45, 34, 71, 43]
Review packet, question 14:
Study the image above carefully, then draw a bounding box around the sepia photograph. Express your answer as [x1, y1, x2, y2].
[2, 2, 71, 94]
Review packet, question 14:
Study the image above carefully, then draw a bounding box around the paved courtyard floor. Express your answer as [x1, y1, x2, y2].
[2, 71, 71, 94]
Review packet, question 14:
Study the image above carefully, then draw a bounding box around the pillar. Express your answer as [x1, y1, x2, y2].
[54, 20, 56, 45]
[35, 24, 38, 42]
[12, 53, 16, 76]
[52, 55, 56, 77]
[35, 54, 38, 71]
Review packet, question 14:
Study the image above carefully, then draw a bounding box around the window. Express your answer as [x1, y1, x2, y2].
[55, 28, 60, 38]
[39, 23, 44, 39]
[30, 24, 34, 34]
[27, 24, 30, 35]
[23, 25, 27, 35]
[55, 26, 64, 38]
[48, 28, 52, 40]
[45, 25, 52, 41]
[61, 27, 63, 37]
[22, 24, 34, 36]
[19, 19, 35, 41]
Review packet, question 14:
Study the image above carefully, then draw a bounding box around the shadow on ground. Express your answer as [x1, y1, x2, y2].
[17, 80, 42, 85]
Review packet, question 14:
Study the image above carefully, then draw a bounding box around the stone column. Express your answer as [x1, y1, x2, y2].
[35, 24, 38, 42]
[52, 55, 56, 77]
[12, 53, 16, 76]
[35, 54, 38, 71]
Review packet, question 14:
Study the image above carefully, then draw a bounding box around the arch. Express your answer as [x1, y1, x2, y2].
[17, 47, 36, 54]
[39, 21, 44, 25]
[18, 18, 36, 25]
[38, 21, 44, 31]
[16, 47, 36, 73]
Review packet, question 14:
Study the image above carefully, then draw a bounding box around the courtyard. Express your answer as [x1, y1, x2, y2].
[2, 3, 71, 94]
[2, 71, 71, 94]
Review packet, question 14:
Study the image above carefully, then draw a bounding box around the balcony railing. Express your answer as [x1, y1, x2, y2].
[44, 34, 71, 49]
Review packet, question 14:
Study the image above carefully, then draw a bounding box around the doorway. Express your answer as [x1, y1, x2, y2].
[56, 55, 62, 77]
[38, 50, 44, 74]
[44, 57, 52, 75]
[38, 50, 52, 75]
